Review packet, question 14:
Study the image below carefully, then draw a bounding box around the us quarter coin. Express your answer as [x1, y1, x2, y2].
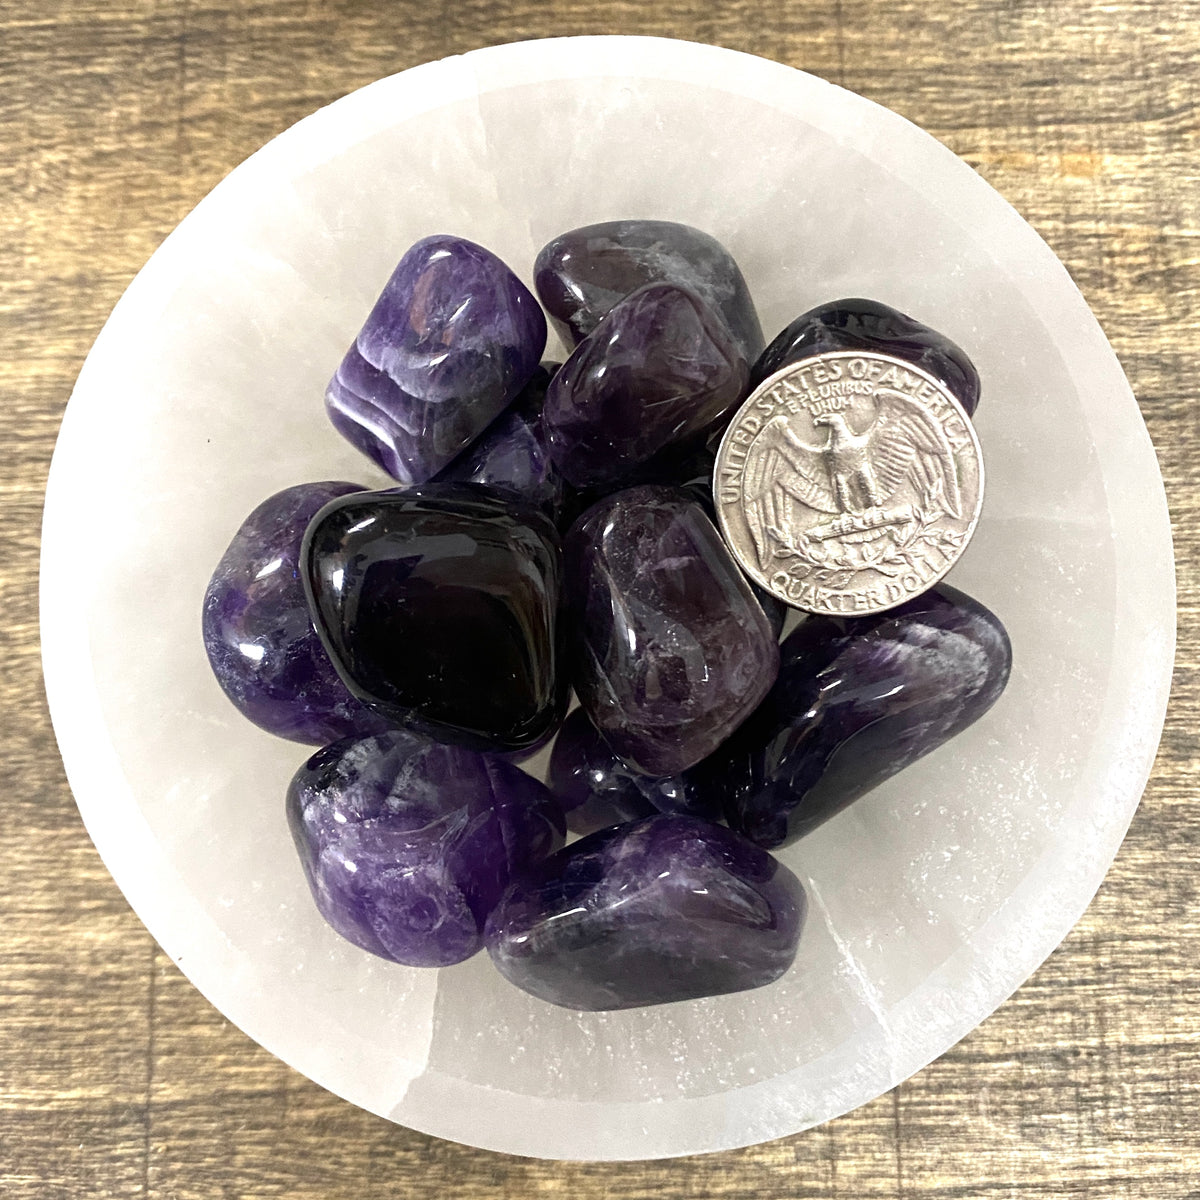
[713, 350, 984, 617]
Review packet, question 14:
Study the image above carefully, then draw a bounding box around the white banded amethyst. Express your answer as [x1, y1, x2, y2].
[564, 487, 779, 776]
[691, 583, 1012, 848]
[201, 481, 392, 744]
[326, 235, 547, 483]
[534, 219, 765, 362]
[287, 731, 564, 967]
[485, 814, 806, 1011]
[752, 298, 981, 415]
[543, 283, 749, 489]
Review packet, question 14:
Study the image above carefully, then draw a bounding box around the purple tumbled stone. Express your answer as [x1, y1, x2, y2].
[564, 486, 779, 776]
[325, 235, 547, 483]
[691, 583, 1012, 848]
[543, 283, 749, 489]
[436, 362, 565, 516]
[201, 481, 393, 744]
[485, 814, 806, 1011]
[547, 708, 716, 836]
[287, 730, 565, 967]
[752, 297, 981, 415]
[534, 219, 764, 362]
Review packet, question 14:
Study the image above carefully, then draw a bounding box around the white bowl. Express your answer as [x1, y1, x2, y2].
[40, 36, 1174, 1160]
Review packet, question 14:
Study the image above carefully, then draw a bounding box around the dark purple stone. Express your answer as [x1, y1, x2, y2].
[288, 731, 564, 967]
[302, 484, 566, 753]
[435, 362, 566, 516]
[691, 583, 1012, 849]
[325, 235, 547, 483]
[543, 283, 750, 489]
[485, 814, 806, 1010]
[752, 298, 981, 416]
[564, 486, 779, 776]
[547, 708, 715, 836]
[201, 482, 393, 745]
[534, 219, 764, 362]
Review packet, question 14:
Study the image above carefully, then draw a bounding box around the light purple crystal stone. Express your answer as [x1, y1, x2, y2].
[201, 481, 392, 744]
[287, 730, 565, 967]
[326, 235, 547, 483]
[485, 814, 806, 1011]
[564, 486, 780, 776]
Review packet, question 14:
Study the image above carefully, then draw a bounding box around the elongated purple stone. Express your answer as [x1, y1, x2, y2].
[564, 486, 779, 776]
[485, 814, 806, 1011]
[547, 708, 713, 836]
[288, 731, 564, 967]
[436, 362, 566, 516]
[752, 298, 981, 415]
[534, 219, 764, 362]
[201, 481, 392, 744]
[325, 235, 547, 483]
[691, 583, 1012, 848]
[543, 283, 749, 489]
[302, 484, 566, 753]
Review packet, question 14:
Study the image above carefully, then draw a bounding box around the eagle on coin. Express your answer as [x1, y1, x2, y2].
[741, 387, 963, 569]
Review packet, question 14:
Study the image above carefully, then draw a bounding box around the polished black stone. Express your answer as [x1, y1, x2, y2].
[301, 484, 566, 753]
[752, 298, 981, 415]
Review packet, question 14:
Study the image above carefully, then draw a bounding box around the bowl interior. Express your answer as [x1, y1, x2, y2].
[40, 36, 1174, 1160]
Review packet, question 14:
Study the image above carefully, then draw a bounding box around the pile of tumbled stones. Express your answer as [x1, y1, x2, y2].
[202, 221, 1011, 1012]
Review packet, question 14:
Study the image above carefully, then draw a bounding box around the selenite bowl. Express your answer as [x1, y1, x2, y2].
[40, 36, 1175, 1160]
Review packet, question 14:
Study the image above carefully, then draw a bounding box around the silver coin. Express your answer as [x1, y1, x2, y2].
[713, 350, 984, 617]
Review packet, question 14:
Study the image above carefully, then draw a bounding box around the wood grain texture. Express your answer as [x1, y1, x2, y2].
[2, 1, 1197, 1195]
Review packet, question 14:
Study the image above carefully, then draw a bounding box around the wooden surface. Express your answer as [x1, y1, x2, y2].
[3, 1, 1198, 1195]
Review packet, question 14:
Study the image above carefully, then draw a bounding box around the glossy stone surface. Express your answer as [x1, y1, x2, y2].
[202, 481, 393, 744]
[436, 362, 566, 516]
[693, 583, 1012, 848]
[543, 283, 749, 489]
[288, 731, 564, 967]
[564, 487, 779, 776]
[326, 235, 547, 483]
[302, 484, 566, 753]
[485, 814, 806, 1010]
[752, 297, 981, 415]
[547, 708, 714, 836]
[534, 219, 764, 362]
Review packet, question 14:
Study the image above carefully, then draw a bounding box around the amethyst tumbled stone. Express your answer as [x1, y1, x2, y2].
[547, 708, 714, 836]
[692, 583, 1012, 849]
[325, 235, 547, 483]
[436, 362, 565, 516]
[751, 297, 981, 416]
[543, 283, 750, 489]
[288, 731, 564, 967]
[534, 219, 765, 362]
[485, 814, 806, 1011]
[201, 481, 392, 744]
[565, 486, 779, 776]
[302, 484, 566, 753]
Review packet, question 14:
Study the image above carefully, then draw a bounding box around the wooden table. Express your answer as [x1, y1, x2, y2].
[4, 2, 1197, 1195]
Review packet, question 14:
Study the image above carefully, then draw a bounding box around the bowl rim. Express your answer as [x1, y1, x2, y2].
[40, 34, 1176, 1160]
